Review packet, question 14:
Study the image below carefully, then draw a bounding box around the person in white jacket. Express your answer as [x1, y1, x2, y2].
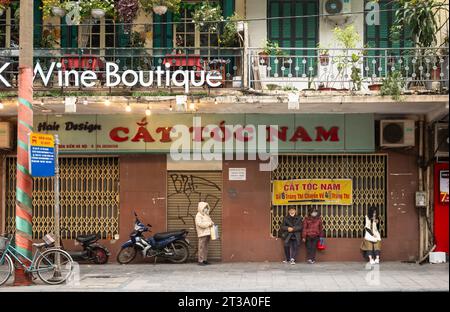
[195, 202, 214, 266]
[360, 206, 382, 265]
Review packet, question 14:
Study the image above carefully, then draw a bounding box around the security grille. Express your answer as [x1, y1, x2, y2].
[167, 171, 222, 261]
[4, 157, 120, 239]
[271, 154, 387, 238]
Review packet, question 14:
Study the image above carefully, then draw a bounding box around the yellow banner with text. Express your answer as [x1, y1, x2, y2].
[272, 179, 353, 205]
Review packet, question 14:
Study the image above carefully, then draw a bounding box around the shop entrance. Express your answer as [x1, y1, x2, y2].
[167, 171, 223, 261]
[2, 156, 120, 239]
[271, 154, 387, 239]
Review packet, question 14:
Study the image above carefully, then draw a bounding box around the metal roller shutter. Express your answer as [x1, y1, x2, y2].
[167, 171, 223, 261]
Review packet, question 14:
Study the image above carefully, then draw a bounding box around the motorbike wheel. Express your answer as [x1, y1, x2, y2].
[92, 248, 109, 264]
[167, 241, 189, 263]
[117, 247, 137, 264]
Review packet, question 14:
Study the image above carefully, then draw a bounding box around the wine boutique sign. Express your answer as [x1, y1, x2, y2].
[34, 114, 375, 154]
[0, 62, 221, 93]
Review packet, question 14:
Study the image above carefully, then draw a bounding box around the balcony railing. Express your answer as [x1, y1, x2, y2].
[0, 47, 244, 91]
[248, 47, 449, 92]
[0, 46, 448, 93]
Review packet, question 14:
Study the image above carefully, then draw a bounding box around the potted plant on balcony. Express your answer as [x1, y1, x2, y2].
[139, 0, 181, 15]
[391, 0, 442, 91]
[318, 45, 330, 67]
[0, 0, 10, 16]
[259, 40, 286, 66]
[80, 0, 116, 19]
[42, 0, 68, 18]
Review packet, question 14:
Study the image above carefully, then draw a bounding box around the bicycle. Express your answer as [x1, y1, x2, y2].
[0, 233, 74, 286]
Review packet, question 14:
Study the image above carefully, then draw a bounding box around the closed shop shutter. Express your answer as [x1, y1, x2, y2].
[4, 156, 120, 239]
[271, 154, 387, 239]
[167, 171, 222, 261]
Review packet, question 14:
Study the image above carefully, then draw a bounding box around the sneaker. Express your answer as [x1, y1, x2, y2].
[369, 259, 375, 265]
[374, 258, 380, 264]
[290, 258, 296, 265]
[203, 261, 210, 265]
[198, 262, 207, 266]
[282, 260, 289, 264]
[307, 259, 314, 264]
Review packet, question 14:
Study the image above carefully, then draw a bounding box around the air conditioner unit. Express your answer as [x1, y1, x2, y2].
[380, 120, 415, 147]
[0, 122, 12, 149]
[323, 0, 352, 25]
[435, 123, 449, 157]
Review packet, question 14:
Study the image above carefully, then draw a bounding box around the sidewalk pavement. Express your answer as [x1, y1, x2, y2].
[0, 262, 448, 292]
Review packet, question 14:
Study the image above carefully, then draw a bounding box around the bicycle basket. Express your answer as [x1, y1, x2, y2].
[43, 234, 55, 246]
[0, 236, 8, 252]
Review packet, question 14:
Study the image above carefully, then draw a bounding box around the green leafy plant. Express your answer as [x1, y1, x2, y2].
[391, 0, 442, 48]
[282, 85, 298, 91]
[41, 0, 63, 18]
[380, 71, 405, 101]
[266, 84, 280, 91]
[262, 40, 286, 56]
[192, 1, 223, 32]
[219, 13, 243, 47]
[139, 0, 181, 14]
[80, 0, 116, 18]
[331, 25, 364, 90]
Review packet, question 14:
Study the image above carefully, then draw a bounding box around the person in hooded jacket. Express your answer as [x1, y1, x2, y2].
[302, 207, 325, 264]
[360, 206, 382, 265]
[280, 207, 303, 265]
[195, 202, 214, 266]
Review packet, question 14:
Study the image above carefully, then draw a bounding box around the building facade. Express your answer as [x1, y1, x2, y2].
[0, 0, 448, 262]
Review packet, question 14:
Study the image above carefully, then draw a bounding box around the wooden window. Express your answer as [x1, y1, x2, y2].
[0, 7, 19, 48]
[173, 1, 220, 54]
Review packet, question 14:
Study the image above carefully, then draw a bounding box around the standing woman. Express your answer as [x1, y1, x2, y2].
[302, 207, 325, 264]
[195, 202, 214, 266]
[360, 206, 382, 264]
[280, 207, 303, 265]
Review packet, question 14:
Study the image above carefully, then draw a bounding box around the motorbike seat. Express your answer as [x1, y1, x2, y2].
[76, 234, 98, 243]
[153, 230, 186, 241]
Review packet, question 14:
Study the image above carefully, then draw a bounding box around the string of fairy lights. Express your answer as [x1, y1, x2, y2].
[0, 95, 221, 114]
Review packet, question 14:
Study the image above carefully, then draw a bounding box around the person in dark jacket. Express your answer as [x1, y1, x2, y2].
[302, 207, 324, 264]
[280, 207, 303, 265]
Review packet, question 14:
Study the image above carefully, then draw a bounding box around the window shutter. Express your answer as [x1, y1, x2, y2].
[33, 0, 43, 47]
[117, 23, 130, 47]
[60, 17, 78, 48]
[221, 0, 234, 19]
[153, 12, 173, 50]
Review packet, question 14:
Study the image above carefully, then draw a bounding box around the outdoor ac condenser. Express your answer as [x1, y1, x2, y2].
[435, 123, 449, 158]
[323, 0, 352, 25]
[0, 122, 12, 149]
[380, 120, 416, 148]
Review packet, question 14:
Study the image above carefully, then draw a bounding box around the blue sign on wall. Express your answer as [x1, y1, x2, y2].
[29, 133, 55, 177]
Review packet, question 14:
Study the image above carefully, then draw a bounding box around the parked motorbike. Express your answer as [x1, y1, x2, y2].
[60, 229, 110, 264]
[117, 212, 190, 264]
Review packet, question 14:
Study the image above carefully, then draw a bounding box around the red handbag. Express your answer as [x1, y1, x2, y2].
[317, 237, 326, 251]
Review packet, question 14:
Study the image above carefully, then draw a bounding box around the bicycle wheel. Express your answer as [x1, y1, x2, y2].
[36, 249, 73, 285]
[0, 252, 13, 286]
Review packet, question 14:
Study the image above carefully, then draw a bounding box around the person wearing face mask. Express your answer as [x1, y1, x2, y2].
[195, 202, 214, 266]
[302, 207, 325, 264]
[360, 206, 382, 265]
[280, 207, 303, 265]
